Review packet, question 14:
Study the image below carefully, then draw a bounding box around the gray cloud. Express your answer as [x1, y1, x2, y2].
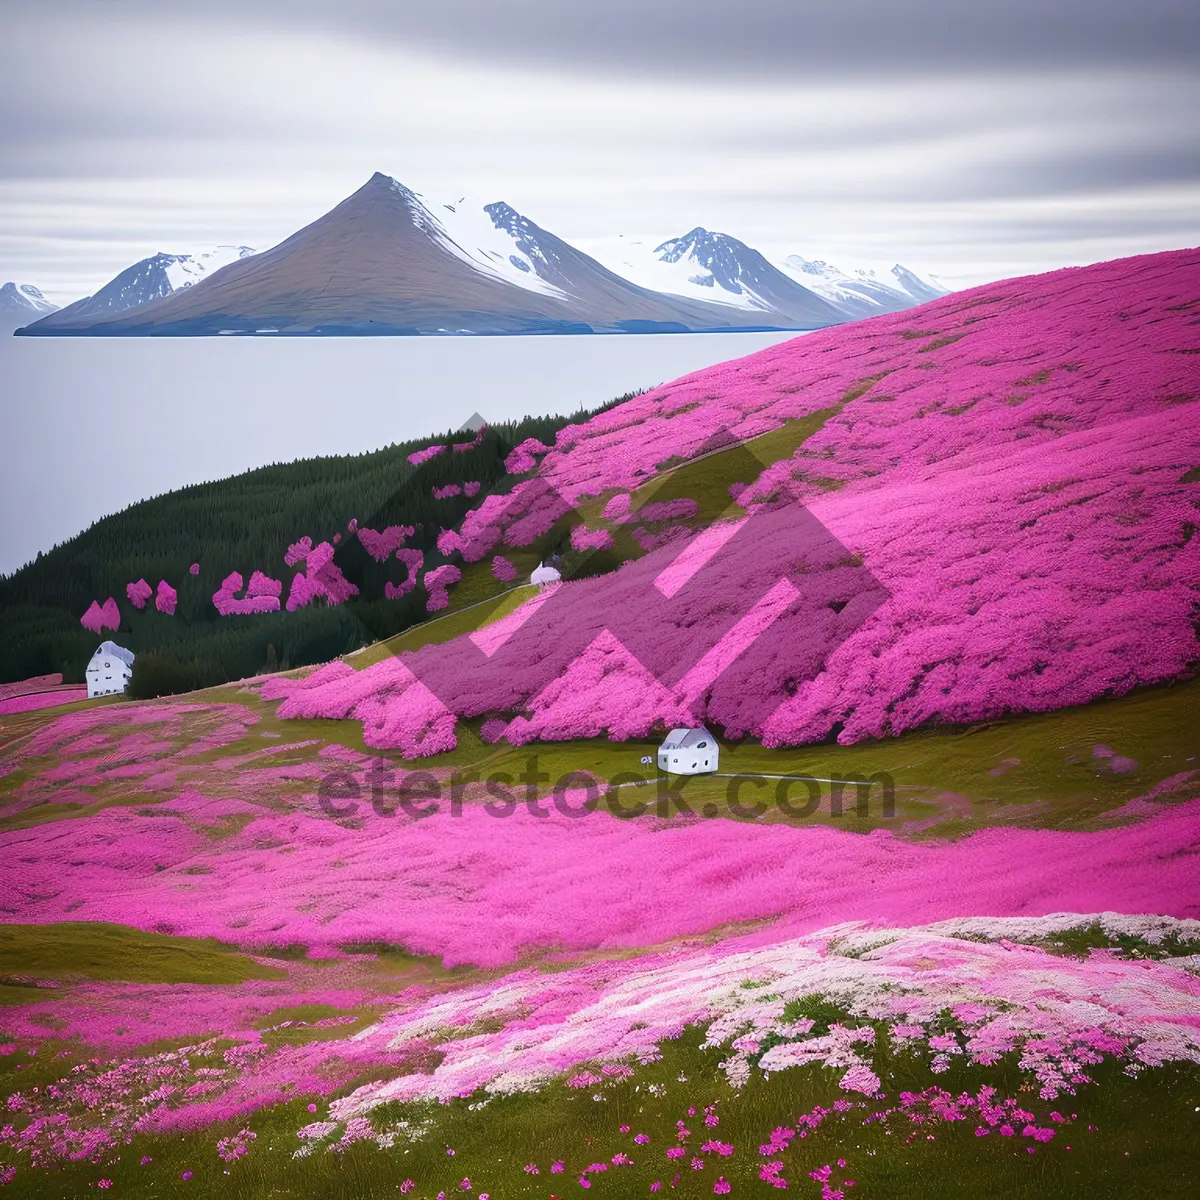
[13, 0, 1198, 79]
[1, 0, 1197, 302]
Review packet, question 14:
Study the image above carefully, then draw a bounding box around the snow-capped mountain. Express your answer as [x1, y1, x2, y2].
[16, 173, 951, 337]
[19, 175, 798, 337]
[27, 246, 256, 330]
[0, 282, 57, 331]
[778, 256, 947, 319]
[586, 229, 845, 327]
[888, 263, 948, 304]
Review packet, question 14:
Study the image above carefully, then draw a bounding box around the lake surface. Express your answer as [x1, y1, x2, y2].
[0, 331, 800, 576]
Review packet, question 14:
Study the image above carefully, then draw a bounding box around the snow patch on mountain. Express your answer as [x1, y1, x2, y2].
[0, 282, 58, 330]
[0, 282, 57, 315]
[374, 178, 568, 300]
[583, 233, 766, 312]
[780, 254, 946, 308]
[162, 245, 257, 291]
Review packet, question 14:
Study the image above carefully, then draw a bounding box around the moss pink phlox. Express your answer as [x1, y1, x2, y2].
[0, 688, 88, 714]
[412, 249, 1200, 746]
[570, 525, 615, 552]
[214, 571, 282, 616]
[316, 911, 1200, 1118]
[423, 564, 462, 613]
[284, 536, 313, 567]
[154, 580, 177, 615]
[490, 555, 517, 582]
[285, 542, 358, 611]
[532, 250, 1200, 506]
[453, 428, 485, 453]
[357, 525, 414, 562]
[80, 598, 120, 634]
[504, 437, 549, 474]
[126, 579, 153, 609]
[385, 548, 424, 600]
[408, 445, 446, 466]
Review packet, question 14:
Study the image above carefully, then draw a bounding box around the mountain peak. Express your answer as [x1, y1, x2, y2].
[0, 281, 58, 323]
[353, 172, 421, 206]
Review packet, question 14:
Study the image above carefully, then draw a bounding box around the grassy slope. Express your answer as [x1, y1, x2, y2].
[2, 1004, 1196, 1198]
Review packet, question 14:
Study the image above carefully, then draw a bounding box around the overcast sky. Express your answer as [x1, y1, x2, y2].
[2, 0, 1199, 303]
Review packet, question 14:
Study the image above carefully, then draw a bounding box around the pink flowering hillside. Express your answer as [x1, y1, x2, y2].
[2, 251, 1199, 1199]
[270, 249, 1200, 752]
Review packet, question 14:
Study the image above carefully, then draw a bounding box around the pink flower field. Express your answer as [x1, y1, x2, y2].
[2, 249, 1198, 1197]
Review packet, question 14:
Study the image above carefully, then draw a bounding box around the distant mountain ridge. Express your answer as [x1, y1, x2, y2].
[597, 227, 846, 326]
[30, 246, 256, 329]
[1, 282, 57, 331]
[779, 255, 946, 318]
[16, 173, 946, 337]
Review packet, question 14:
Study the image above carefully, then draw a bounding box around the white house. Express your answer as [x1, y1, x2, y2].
[658, 727, 719, 775]
[86, 640, 135, 698]
[530, 561, 562, 586]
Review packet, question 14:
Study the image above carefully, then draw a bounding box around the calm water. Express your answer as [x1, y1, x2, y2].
[0, 331, 799, 575]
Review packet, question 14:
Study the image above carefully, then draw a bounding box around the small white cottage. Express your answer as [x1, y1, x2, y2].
[86, 640, 135, 698]
[658, 727, 718, 775]
[530, 561, 562, 586]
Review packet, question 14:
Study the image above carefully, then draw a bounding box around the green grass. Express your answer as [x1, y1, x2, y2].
[0, 923, 287, 985]
[349, 583, 539, 668]
[4, 1025, 1197, 1198]
[1030, 924, 1200, 961]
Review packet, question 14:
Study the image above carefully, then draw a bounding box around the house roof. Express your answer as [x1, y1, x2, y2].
[91, 640, 135, 667]
[530, 562, 562, 585]
[660, 726, 713, 749]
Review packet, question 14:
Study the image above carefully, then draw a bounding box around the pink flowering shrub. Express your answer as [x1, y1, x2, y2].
[155, 580, 177, 615]
[357, 525, 414, 562]
[424, 564, 462, 612]
[189, 562, 200, 575]
[80, 597, 121, 634]
[408, 444, 446, 466]
[442, 483, 571, 563]
[437, 528, 466, 556]
[464, 480, 481, 497]
[126, 579, 153, 609]
[385, 549, 424, 600]
[214, 571, 282, 616]
[0, 673, 61, 700]
[454, 427, 485, 453]
[284, 537, 313, 567]
[838, 1064, 881, 1095]
[505, 437, 550, 474]
[0, 689, 87, 714]
[602, 492, 633, 522]
[433, 484, 463, 500]
[570, 525, 615, 552]
[491, 555, 517, 582]
[285, 542, 359, 611]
